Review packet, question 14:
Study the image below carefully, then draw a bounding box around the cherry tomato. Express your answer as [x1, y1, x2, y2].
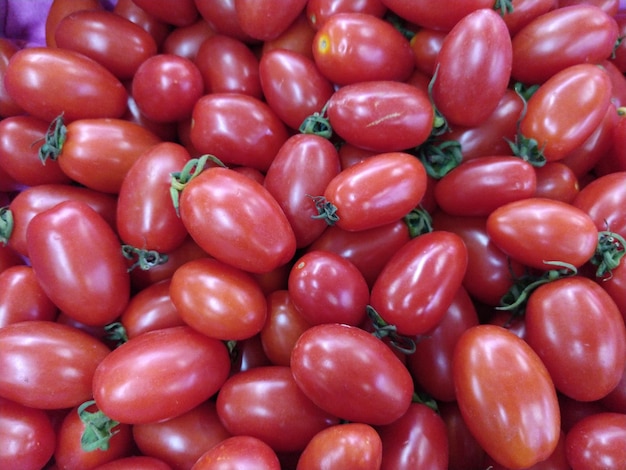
[382, 0, 494, 30]
[0, 39, 24, 117]
[262, 12, 317, 58]
[565, 412, 626, 470]
[439, 401, 486, 470]
[192, 435, 281, 470]
[502, 0, 558, 37]
[0, 320, 110, 409]
[410, 27, 446, 76]
[162, 18, 216, 61]
[91, 456, 172, 470]
[306, 0, 388, 30]
[113, 0, 170, 48]
[533, 161, 580, 203]
[0, 265, 57, 328]
[453, 324, 561, 469]
[290, 323, 414, 425]
[44, 0, 102, 48]
[572, 171, 626, 237]
[235, 0, 308, 40]
[131, 0, 199, 27]
[194, 0, 253, 42]
[93, 326, 230, 424]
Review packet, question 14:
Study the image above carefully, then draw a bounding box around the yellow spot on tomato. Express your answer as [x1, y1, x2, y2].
[317, 33, 331, 55]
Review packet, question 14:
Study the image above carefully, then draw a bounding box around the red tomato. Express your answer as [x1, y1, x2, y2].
[502, 0, 558, 37]
[369, 230, 468, 336]
[216, 366, 340, 452]
[235, 0, 308, 40]
[178, 166, 296, 273]
[194, 0, 253, 42]
[26, 200, 130, 326]
[453, 324, 561, 469]
[93, 326, 230, 424]
[511, 4, 619, 84]
[44, 0, 102, 48]
[131, 0, 198, 27]
[306, 0, 388, 30]
[381, 0, 493, 30]
[0, 265, 57, 328]
[290, 323, 414, 425]
[410, 27, 446, 76]
[312, 13, 414, 85]
[432, 8, 512, 128]
[192, 436, 281, 470]
[162, 18, 216, 61]
[0, 320, 110, 409]
[91, 456, 172, 470]
[572, 171, 626, 237]
[262, 12, 317, 58]
[4, 47, 127, 122]
[0, 39, 24, 117]
[54, 10, 158, 80]
[113, 0, 170, 48]
[439, 401, 486, 470]
[565, 412, 626, 469]
[297, 423, 382, 470]
[318, 152, 428, 231]
[484, 430, 570, 470]
[486, 198, 598, 271]
[533, 162, 580, 203]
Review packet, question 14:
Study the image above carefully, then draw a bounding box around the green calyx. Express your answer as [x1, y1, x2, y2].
[309, 195, 339, 226]
[103, 322, 128, 348]
[494, 0, 514, 16]
[416, 139, 462, 179]
[170, 154, 225, 216]
[404, 206, 433, 238]
[299, 102, 332, 139]
[0, 206, 13, 245]
[39, 114, 67, 164]
[78, 400, 120, 452]
[591, 230, 626, 280]
[366, 305, 417, 355]
[121, 245, 169, 272]
[507, 82, 546, 167]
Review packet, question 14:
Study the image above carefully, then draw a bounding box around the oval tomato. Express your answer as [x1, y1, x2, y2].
[453, 324, 561, 469]
[44, 0, 102, 48]
[90, 456, 172, 470]
[565, 412, 626, 470]
[192, 435, 281, 470]
[0, 39, 24, 117]
[0, 265, 57, 328]
[235, 0, 308, 41]
[534, 161, 580, 203]
[306, 0, 388, 30]
[131, 0, 198, 27]
[162, 18, 216, 60]
[502, 0, 558, 37]
[572, 171, 626, 237]
[380, 0, 493, 31]
[113, 0, 171, 47]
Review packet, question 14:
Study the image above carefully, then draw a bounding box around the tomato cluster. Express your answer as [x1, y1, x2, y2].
[1, 0, 626, 469]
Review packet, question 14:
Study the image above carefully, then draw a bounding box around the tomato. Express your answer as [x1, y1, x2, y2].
[4, 47, 127, 122]
[439, 401, 486, 470]
[262, 12, 317, 59]
[386, 0, 494, 30]
[132, 401, 231, 470]
[235, 0, 308, 40]
[511, 5, 619, 84]
[325, 81, 432, 152]
[409, 27, 445, 76]
[44, 0, 102, 48]
[113, 0, 170, 48]
[54, 10, 158, 80]
[177, 165, 295, 273]
[502, 0, 558, 37]
[297, 423, 382, 470]
[192, 435, 281, 470]
[534, 162, 580, 203]
[0, 320, 110, 409]
[216, 366, 340, 452]
[194, 0, 253, 42]
[290, 323, 414, 425]
[369, 230, 468, 336]
[0, 265, 57, 328]
[601, 356, 626, 413]
[565, 412, 626, 469]
[93, 326, 230, 424]
[572, 171, 626, 237]
[162, 18, 216, 61]
[519, 64, 613, 162]
[0, 397, 56, 470]
[312, 13, 414, 85]
[484, 430, 570, 470]
[117, 142, 190, 253]
[317, 152, 427, 231]
[434, 156, 537, 216]
[190, 93, 289, 171]
[453, 324, 561, 469]
[264, 134, 341, 248]
[91, 456, 172, 470]
[432, 9, 512, 128]
[26, 200, 130, 326]
[131, 0, 199, 27]
[0, 39, 24, 117]
[559, 0, 619, 14]
[306, 0, 388, 30]
[486, 198, 598, 271]
[260, 49, 335, 130]
[195, 34, 262, 98]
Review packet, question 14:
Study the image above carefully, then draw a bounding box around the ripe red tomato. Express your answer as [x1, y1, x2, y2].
[0, 320, 110, 409]
[502, 0, 558, 37]
[439, 401, 486, 470]
[533, 161, 580, 203]
[4, 47, 127, 122]
[565, 412, 626, 469]
[131, 0, 199, 27]
[312, 12, 414, 85]
[306, 0, 388, 30]
[262, 13, 317, 58]
[90, 456, 172, 470]
[572, 171, 626, 237]
[290, 323, 414, 425]
[0, 39, 24, 117]
[235, 0, 308, 40]
[432, 8, 512, 128]
[453, 324, 561, 469]
[162, 18, 216, 61]
[192, 435, 281, 470]
[113, 0, 170, 47]
[380, 0, 493, 30]
[93, 326, 230, 424]
[0, 265, 57, 328]
[44, 0, 102, 47]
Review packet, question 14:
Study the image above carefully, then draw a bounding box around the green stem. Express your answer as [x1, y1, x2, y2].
[103, 322, 128, 347]
[412, 390, 439, 413]
[39, 114, 67, 164]
[78, 400, 120, 452]
[415, 139, 462, 179]
[427, 64, 450, 136]
[299, 102, 332, 138]
[591, 230, 626, 280]
[170, 154, 225, 216]
[507, 82, 546, 167]
[404, 206, 433, 238]
[309, 195, 340, 226]
[121, 245, 168, 272]
[366, 305, 417, 355]
[0, 206, 13, 245]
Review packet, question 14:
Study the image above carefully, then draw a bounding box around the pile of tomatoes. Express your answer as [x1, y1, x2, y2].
[2, 0, 626, 469]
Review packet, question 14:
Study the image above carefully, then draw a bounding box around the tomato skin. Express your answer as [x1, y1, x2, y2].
[432, 9, 512, 128]
[4, 47, 127, 122]
[162, 18, 216, 61]
[370, 231, 468, 336]
[486, 198, 598, 271]
[525, 276, 626, 402]
[179, 167, 296, 273]
[503, 0, 558, 37]
[131, 0, 199, 27]
[45, 0, 103, 48]
[453, 324, 561, 469]
[511, 5, 618, 84]
[194, 0, 253, 42]
[520, 64, 612, 162]
[0, 39, 24, 117]
[534, 162, 579, 203]
[327, 81, 433, 152]
[290, 323, 414, 425]
[54, 10, 158, 80]
[381, 0, 493, 30]
[113, 0, 170, 48]
[192, 435, 281, 470]
[235, 0, 308, 41]
[410, 27, 446, 76]
[306, 0, 388, 30]
[439, 401, 486, 470]
[0, 266, 57, 328]
[0, 320, 110, 409]
[190, 93, 289, 172]
[565, 412, 626, 470]
[216, 366, 340, 452]
[312, 13, 414, 85]
[0, 397, 56, 470]
[434, 156, 537, 217]
[117, 142, 190, 252]
[93, 326, 230, 424]
[322, 152, 427, 231]
[91, 456, 172, 470]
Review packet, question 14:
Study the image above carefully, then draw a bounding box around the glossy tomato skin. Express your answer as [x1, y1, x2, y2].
[369, 231, 468, 336]
[235, 0, 308, 41]
[90, 456, 172, 470]
[312, 13, 414, 85]
[502, 0, 558, 37]
[190, 93, 289, 171]
[26, 200, 130, 326]
[306, 0, 388, 30]
[565, 412, 626, 470]
[511, 5, 618, 84]
[113, 0, 171, 48]
[0, 39, 24, 117]
[453, 324, 561, 469]
[93, 326, 230, 424]
[44, 0, 102, 47]
[382, 0, 493, 30]
[0, 320, 110, 409]
[520, 64, 612, 162]
[216, 366, 340, 452]
[290, 323, 414, 425]
[533, 161, 580, 203]
[525, 276, 626, 402]
[327, 81, 433, 152]
[192, 435, 281, 470]
[131, 0, 198, 27]
[262, 13, 317, 59]
[572, 171, 626, 237]
[0, 266, 57, 328]
[439, 401, 486, 470]
[486, 197, 598, 271]
[432, 8, 512, 128]
[162, 18, 216, 61]
[179, 167, 296, 274]
[194, 0, 252, 42]
[322, 152, 427, 231]
[4, 47, 127, 122]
